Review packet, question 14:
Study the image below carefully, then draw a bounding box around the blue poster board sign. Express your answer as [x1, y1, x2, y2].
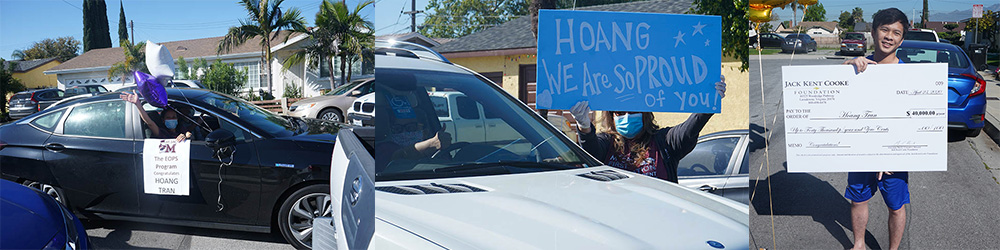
[536, 10, 722, 113]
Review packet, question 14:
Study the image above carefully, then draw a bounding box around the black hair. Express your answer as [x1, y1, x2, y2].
[872, 8, 910, 36]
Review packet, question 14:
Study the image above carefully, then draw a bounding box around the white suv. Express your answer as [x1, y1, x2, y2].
[332, 41, 750, 249]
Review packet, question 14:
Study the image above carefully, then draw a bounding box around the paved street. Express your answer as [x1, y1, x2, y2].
[83, 220, 294, 250]
[749, 53, 1000, 249]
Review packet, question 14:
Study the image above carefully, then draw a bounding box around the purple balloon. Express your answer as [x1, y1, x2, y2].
[134, 71, 168, 108]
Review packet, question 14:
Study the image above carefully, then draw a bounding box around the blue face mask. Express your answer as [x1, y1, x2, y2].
[614, 113, 643, 139]
[164, 119, 178, 130]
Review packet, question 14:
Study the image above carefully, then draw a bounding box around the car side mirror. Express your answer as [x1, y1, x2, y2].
[206, 130, 236, 150]
[351, 90, 362, 96]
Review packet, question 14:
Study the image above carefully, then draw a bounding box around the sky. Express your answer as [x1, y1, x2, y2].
[371, 0, 427, 36]
[770, 0, 994, 24]
[0, 0, 378, 60]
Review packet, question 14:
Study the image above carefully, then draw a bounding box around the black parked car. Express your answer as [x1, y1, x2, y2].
[0, 88, 373, 249]
[750, 33, 785, 49]
[781, 34, 818, 53]
[8, 88, 64, 120]
[63, 84, 109, 98]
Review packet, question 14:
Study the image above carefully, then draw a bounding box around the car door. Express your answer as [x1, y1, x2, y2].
[43, 99, 140, 215]
[451, 95, 486, 143]
[724, 140, 750, 204]
[677, 135, 742, 202]
[312, 129, 374, 250]
[133, 103, 263, 225]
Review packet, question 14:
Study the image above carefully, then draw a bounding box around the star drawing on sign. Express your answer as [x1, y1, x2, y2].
[705, 39, 710, 46]
[673, 31, 686, 47]
[692, 22, 706, 36]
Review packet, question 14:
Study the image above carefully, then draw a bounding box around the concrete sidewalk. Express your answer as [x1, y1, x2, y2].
[982, 67, 1000, 145]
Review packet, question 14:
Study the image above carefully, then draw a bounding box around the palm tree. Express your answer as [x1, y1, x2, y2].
[107, 39, 146, 84]
[218, 0, 306, 96]
[282, 0, 373, 90]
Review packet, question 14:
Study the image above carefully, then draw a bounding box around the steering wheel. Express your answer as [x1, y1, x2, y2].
[691, 164, 712, 175]
[430, 142, 470, 160]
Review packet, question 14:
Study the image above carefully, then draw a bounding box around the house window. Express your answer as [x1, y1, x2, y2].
[233, 61, 263, 89]
[319, 56, 365, 79]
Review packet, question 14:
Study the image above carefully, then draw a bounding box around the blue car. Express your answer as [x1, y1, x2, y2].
[0, 179, 89, 250]
[897, 40, 988, 137]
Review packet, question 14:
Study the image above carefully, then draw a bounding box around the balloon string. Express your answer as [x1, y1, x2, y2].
[747, 22, 776, 250]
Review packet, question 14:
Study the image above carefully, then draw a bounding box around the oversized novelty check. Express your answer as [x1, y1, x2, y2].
[782, 63, 947, 172]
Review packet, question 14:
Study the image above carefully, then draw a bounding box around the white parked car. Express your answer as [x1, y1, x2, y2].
[317, 41, 748, 249]
[347, 92, 374, 127]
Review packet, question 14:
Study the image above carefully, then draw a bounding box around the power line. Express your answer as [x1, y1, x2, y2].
[60, 0, 82, 10]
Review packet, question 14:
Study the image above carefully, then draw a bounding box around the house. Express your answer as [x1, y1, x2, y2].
[923, 21, 966, 33]
[431, 0, 748, 135]
[44, 31, 371, 98]
[775, 21, 795, 33]
[3, 57, 61, 89]
[793, 21, 840, 36]
[853, 22, 871, 33]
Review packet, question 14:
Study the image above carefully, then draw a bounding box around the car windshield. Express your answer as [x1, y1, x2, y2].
[374, 67, 596, 182]
[190, 91, 297, 137]
[844, 33, 864, 40]
[897, 46, 970, 68]
[903, 32, 936, 42]
[785, 34, 806, 39]
[327, 79, 366, 96]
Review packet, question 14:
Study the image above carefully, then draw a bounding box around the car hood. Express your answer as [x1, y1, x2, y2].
[0, 182, 62, 248]
[842, 39, 864, 44]
[279, 118, 341, 144]
[373, 166, 748, 249]
[292, 95, 338, 106]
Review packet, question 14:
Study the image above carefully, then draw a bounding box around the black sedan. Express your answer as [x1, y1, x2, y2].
[781, 34, 818, 53]
[0, 88, 371, 249]
[8, 88, 64, 120]
[750, 33, 785, 49]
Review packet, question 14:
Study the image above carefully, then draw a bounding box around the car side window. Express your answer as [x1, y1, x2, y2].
[739, 147, 749, 174]
[359, 82, 374, 95]
[31, 109, 65, 132]
[455, 96, 480, 120]
[429, 96, 449, 117]
[63, 101, 127, 138]
[677, 136, 740, 177]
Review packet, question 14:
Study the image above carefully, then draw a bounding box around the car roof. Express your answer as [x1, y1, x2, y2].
[898, 40, 960, 50]
[49, 88, 229, 108]
[375, 53, 469, 75]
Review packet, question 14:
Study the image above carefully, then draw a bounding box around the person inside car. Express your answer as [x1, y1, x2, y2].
[120, 90, 192, 142]
[569, 76, 726, 183]
[373, 73, 451, 172]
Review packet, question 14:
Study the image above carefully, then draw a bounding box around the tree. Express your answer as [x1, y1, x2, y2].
[118, 0, 128, 43]
[944, 23, 959, 32]
[967, 10, 999, 50]
[788, 1, 805, 26]
[759, 22, 774, 33]
[420, 0, 528, 38]
[218, 0, 306, 96]
[689, 0, 748, 71]
[851, 7, 864, 24]
[107, 39, 146, 84]
[10, 37, 81, 62]
[530, 0, 558, 37]
[83, 0, 112, 52]
[283, 0, 373, 94]
[1, 59, 28, 118]
[175, 57, 189, 79]
[803, 3, 826, 22]
[838, 11, 853, 31]
[203, 60, 248, 97]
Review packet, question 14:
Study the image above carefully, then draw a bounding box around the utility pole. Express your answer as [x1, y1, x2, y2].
[129, 20, 134, 41]
[402, 0, 422, 33]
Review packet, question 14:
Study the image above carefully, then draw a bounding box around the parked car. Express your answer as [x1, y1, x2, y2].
[781, 34, 817, 53]
[750, 33, 785, 49]
[897, 40, 987, 137]
[677, 130, 749, 204]
[840, 32, 868, 56]
[289, 77, 374, 122]
[64, 84, 109, 98]
[903, 28, 940, 42]
[0, 88, 374, 249]
[347, 92, 374, 127]
[168, 79, 205, 88]
[364, 42, 748, 249]
[1, 179, 90, 250]
[8, 88, 64, 120]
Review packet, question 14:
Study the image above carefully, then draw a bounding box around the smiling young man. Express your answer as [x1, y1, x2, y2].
[841, 8, 910, 250]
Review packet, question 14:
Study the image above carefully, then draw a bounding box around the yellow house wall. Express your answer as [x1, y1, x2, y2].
[449, 54, 748, 136]
[12, 60, 60, 89]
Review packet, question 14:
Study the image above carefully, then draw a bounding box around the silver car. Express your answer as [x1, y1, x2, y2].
[289, 78, 374, 122]
[678, 130, 750, 204]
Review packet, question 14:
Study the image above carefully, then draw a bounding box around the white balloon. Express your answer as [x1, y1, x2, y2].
[145, 40, 176, 80]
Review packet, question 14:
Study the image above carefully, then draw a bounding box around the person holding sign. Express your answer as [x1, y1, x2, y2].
[568, 76, 726, 183]
[121, 90, 193, 142]
[841, 8, 910, 250]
